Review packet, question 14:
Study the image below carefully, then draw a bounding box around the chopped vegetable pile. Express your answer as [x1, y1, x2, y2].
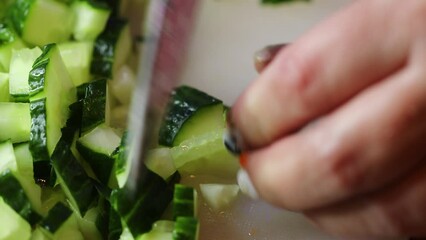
[0, 0, 240, 239]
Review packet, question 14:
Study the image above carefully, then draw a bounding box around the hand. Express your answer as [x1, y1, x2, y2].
[229, 0, 426, 238]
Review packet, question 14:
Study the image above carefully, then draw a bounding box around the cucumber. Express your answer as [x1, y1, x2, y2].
[199, 184, 239, 212]
[0, 72, 9, 102]
[78, 78, 109, 132]
[0, 197, 32, 240]
[77, 206, 103, 240]
[110, 169, 180, 236]
[145, 147, 177, 181]
[0, 140, 18, 173]
[9, 47, 42, 102]
[173, 184, 196, 220]
[159, 85, 224, 147]
[112, 130, 129, 188]
[14, 142, 34, 178]
[41, 211, 85, 240]
[172, 217, 199, 240]
[91, 18, 131, 78]
[9, 0, 74, 46]
[51, 128, 97, 216]
[138, 220, 174, 240]
[28, 43, 76, 183]
[0, 102, 31, 143]
[0, 22, 26, 72]
[72, 0, 111, 41]
[76, 123, 121, 185]
[40, 202, 73, 234]
[58, 41, 94, 86]
[0, 169, 40, 224]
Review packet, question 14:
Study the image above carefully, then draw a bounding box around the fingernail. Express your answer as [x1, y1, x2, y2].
[254, 43, 288, 72]
[237, 169, 258, 199]
[223, 111, 246, 155]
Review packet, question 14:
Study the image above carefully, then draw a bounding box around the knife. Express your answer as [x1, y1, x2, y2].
[125, 0, 199, 192]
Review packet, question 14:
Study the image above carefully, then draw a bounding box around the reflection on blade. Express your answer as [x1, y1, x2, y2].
[126, 0, 198, 194]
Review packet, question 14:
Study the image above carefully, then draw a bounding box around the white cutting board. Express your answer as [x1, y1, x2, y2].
[180, 1, 352, 239]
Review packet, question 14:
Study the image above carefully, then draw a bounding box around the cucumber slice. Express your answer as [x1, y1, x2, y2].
[28, 44, 76, 183]
[9, 47, 42, 102]
[9, 0, 74, 46]
[40, 202, 73, 234]
[0, 72, 9, 102]
[0, 169, 40, 224]
[76, 123, 121, 185]
[171, 129, 239, 179]
[41, 210, 85, 240]
[51, 131, 96, 216]
[110, 170, 180, 236]
[172, 217, 199, 240]
[111, 130, 129, 188]
[91, 18, 131, 78]
[77, 206, 103, 240]
[58, 41, 94, 86]
[145, 148, 177, 181]
[159, 85, 223, 147]
[78, 78, 108, 132]
[0, 102, 31, 143]
[173, 184, 196, 220]
[0, 22, 26, 72]
[0, 140, 18, 172]
[138, 220, 174, 240]
[0, 197, 32, 240]
[13, 142, 34, 178]
[72, 0, 111, 41]
[199, 184, 239, 212]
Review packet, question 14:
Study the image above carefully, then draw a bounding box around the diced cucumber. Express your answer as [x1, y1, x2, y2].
[112, 130, 129, 188]
[172, 217, 199, 240]
[0, 22, 26, 72]
[58, 41, 94, 86]
[171, 129, 239, 178]
[159, 85, 223, 147]
[0, 140, 43, 217]
[110, 170, 180, 236]
[9, 0, 74, 46]
[145, 148, 176, 181]
[91, 18, 131, 78]
[138, 220, 174, 240]
[0, 140, 18, 172]
[173, 184, 197, 220]
[78, 78, 108, 132]
[199, 184, 239, 212]
[9, 47, 42, 102]
[0, 72, 9, 102]
[14, 142, 34, 178]
[28, 44, 76, 183]
[0, 169, 40, 224]
[77, 206, 103, 240]
[0, 102, 31, 143]
[41, 210, 85, 240]
[0, 197, 32, 240]
[40, 202, 73, 234]
[51, 130, 96, 216]
[72, 0, 111, 41]
[76, 123, 121, 185]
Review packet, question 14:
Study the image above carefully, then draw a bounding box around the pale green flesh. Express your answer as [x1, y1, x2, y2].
[58, 41, 94, 86]
[0, 102, 31, 143]
[113, 25, 132, 77]
[0, 72, 10, 102]
[0, 140, 18, 173]
[0, 39, 26, 72]
[22, 0, 74, 46]
[199, 184, 239, 212]
[173, 104, 225, 146]
[0, 197, 32, 240]
[79, 124, 121, 155]
[9, 48, 42, 101]
[72, 1, 111, 41]
[145, 148, 176, 181]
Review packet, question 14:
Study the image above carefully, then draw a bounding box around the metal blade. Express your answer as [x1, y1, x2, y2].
[126, 0, 198, 192]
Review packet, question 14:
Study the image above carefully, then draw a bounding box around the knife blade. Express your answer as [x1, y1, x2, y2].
[125, 0, 198, 192]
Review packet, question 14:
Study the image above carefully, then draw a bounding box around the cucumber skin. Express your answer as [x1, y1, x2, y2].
[40, 202, 73, 233]
[78, 78, 107, 133]
[76, 141, 114, 185]
[28, 44, 52, 97]
[0, 169, 41, 225]
[29, 98, 53, 182]
[159, 85, 222, 147]
[90, 18, 127, 78]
